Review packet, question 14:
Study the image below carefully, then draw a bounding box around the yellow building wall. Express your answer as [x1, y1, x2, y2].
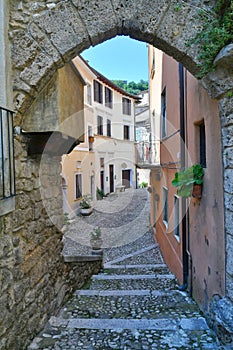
[62, 150, 95, 213]
[58, 63, 85, 142]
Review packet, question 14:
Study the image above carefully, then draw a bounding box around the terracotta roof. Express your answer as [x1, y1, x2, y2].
[79, 55, 141, 101]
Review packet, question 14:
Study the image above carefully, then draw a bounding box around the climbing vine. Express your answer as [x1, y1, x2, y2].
[191, 0, 233, 77]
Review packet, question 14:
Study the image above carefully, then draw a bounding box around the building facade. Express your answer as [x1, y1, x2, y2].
[62, 56, 140, 214]
[149, 47, 225, 312]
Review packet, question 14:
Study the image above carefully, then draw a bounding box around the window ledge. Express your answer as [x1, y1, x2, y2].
[0, 196, 15, 216]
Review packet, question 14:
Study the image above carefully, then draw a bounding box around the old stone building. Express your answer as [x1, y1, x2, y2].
[0, 0, 233, 348]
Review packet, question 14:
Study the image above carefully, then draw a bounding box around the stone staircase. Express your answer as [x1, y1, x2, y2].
[28, 243, 222, 349]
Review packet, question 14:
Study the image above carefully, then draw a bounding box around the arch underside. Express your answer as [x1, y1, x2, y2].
[10, 0, 222, 114]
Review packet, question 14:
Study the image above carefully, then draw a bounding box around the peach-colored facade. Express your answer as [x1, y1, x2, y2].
[149, 47, 225, 310]
[62, 56, 139, 214]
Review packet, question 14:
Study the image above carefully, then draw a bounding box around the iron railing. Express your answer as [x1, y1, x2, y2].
[0, 106, 15, 199]
[135, 141, 160, 166]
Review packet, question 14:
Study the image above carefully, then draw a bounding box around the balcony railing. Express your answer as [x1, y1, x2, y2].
[0, 106, 15, 199]
[135, 141, 160, 167]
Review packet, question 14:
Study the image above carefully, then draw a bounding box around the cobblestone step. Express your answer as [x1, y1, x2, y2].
[61, 292, 201, 320]
[28, 323, 221, 350]
[89, 274, 178, 291]
[102, 264, 170, 275]
[28, 189, 223, 349]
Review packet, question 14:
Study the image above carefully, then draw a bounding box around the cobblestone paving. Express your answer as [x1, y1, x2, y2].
[28, 189, 224, 349]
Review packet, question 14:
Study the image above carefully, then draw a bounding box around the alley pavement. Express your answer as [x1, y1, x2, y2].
[28, 189, 223, 349]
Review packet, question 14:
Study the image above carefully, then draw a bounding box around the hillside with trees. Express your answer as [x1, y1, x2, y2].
[111, 79, 148, 95]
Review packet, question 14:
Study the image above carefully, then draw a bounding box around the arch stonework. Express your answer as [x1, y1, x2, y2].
[5, 0, 233, 345]
[10, 0, 233, 302]
[11, 0, 233, 114]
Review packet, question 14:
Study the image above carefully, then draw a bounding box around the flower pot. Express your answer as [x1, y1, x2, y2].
[80, 207, 93, 216]
[90, 238, 103, 250]
[192, 184, 202, 199]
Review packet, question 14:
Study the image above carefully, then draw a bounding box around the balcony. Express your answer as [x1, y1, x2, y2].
[135, 141, 160, 168]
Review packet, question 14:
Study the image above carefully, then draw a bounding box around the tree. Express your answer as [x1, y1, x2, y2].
[112, 79, 148, 95]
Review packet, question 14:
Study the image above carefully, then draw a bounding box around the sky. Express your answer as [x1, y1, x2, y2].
[81, 36, 148, 83]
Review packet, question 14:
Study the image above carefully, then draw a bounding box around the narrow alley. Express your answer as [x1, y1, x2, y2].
[28, 189, 222, 349]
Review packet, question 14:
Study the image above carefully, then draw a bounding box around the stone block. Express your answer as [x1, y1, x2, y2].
[155, 0, 204, 72]
[223, 147, 233, 168]
[222, 124, 233, 148]
[113, 0, 169, 40]
[226, 234, 233, 277]
[19, 52, 56, 91]
[11, 31, 39, 70]
[202, 67, 233, 99]
[0, 268, 13, 294]
[226, 274, 233, 301]
[224, 169, 233, 194]
[28, 22, 63, 66]
[214, 44, 233, 69]
[33, 1, 90, 60]
[225, 209, 233, 236]
[0, 236, 13, 259]
[72, 0, 118, 45]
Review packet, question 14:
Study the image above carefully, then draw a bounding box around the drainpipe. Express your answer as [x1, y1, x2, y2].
[179, 63, 188, 290]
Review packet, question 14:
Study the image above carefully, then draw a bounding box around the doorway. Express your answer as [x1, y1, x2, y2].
[109, 164, 114, 193]
[122, 169, 131, 189]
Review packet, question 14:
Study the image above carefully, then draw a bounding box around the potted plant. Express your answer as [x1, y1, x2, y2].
[89, 135, 94, 143]
[96, 187, 105, 200]
[90, 226, 103, 251]
[79, 195, 93, 215]
[172, 164, 204, 198]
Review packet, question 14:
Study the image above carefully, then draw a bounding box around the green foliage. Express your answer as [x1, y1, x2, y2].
[111, 79, 148, 95]
[96, 187, 105, 199]
[192, 0, 233, 77]
[90, 226, 102, 240]
[172, 164, 204, 197]
[227, 91, 233, 97]
[140, 181, 148, 188]
[174, 4, 181, 12]
[80, 195, 92, 209]
[63, 212, 70, 225]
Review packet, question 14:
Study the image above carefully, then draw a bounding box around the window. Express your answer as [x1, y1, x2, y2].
[86, 84, 92, 105]
[100, 157, 104, 168]
[161, 88, 167, 138]
[75, 174, 82, 199]
[107, 119, 111, 137]
[122, 97, 131, 115]
[105, 87, 113, 108]
[199, 122, 206, 168]
[174, 196, 180, 240]
[94, 80, 103, 103]
[88, 125, 93, 151]
[162, 187, 168, 226]
[124, 125, 130, 140]
[0, 107, 15, 200]
[97, 116, 103, 135]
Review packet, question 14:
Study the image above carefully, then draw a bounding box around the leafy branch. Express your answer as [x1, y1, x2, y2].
[191, 0, 233, 78]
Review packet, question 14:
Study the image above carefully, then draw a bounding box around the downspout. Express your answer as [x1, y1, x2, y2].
[179, 63, 188, 289]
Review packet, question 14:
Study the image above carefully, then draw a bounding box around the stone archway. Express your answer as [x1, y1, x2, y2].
[11, 0, 226, 114]
[5, 0, 233, 346]
[10, 0, 233, 294]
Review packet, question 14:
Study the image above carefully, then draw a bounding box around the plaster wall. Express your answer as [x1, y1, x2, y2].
[186, 73, 225, 309]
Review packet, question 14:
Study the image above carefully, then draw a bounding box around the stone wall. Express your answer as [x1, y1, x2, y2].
[0, 134, 102, 349]
[9, 0, 218, 114]
[4, 0, 233, 347]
